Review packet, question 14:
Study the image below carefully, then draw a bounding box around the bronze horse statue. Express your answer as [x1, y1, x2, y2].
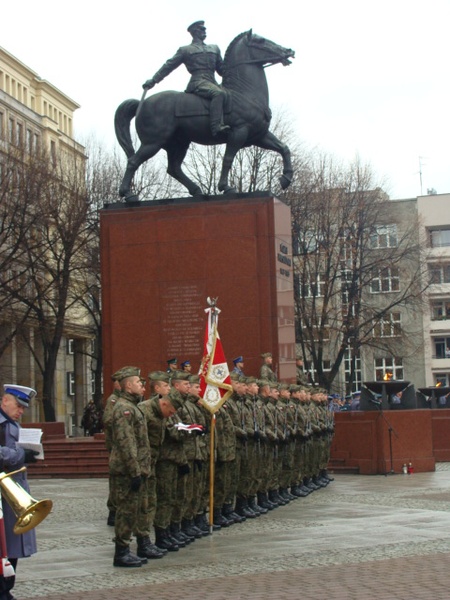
[115, 31, 295, 201]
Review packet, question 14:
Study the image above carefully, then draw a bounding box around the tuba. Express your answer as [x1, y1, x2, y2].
[0, 467, 52, 534]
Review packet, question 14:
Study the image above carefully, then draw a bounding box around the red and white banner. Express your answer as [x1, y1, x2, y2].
[199, 305, 232, 414]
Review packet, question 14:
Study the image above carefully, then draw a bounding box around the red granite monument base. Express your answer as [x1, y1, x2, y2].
[331, 409, 436, 474]
[100, 193, 296, 396]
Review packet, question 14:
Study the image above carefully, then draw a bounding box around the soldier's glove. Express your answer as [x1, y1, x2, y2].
[178, 464, 190, 477]
[194, 459, 203, 472]
[143, 79, 156, 90]
[130, 475, 142, 492]
[23, 449, 39, 463]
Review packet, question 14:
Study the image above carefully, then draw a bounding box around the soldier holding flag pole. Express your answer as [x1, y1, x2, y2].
[198, 298, 233, 534]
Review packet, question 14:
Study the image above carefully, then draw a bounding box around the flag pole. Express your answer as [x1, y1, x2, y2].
[208, 299, 218, 534]
[199, 296, 232, 535]
[208, 413, 216, 534]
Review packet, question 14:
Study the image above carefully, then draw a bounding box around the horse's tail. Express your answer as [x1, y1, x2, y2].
[114, 99, 139, 158]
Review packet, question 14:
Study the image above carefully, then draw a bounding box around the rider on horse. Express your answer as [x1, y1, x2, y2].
[143, 20, 231, 137]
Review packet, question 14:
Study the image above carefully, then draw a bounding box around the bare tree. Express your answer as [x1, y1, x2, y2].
[287, 152, 427, 391]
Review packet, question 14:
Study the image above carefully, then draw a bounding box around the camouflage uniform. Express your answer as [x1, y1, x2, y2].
[109, 389, 151, 548]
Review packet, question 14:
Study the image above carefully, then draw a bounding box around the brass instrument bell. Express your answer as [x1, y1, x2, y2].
[0, 467, 52, 534]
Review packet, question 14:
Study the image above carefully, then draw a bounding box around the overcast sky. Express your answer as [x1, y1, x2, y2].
[2, 0, 449, 199]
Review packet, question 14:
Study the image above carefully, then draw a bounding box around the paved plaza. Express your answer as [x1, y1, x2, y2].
[13, 466, 450, 599]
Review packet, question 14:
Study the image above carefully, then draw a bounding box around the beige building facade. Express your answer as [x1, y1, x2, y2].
[0, 46, 92, 431]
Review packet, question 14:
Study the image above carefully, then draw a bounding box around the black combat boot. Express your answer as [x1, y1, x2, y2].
[304, 476, 319, 491]
[194, 513, 209, 534]
[223, 503, 245, 523]
[321, 469, 334, 482]
[154, 526, 179, 552]
[236, 497, 257, 518]
[137, 536, 165, 559]
[257, 492, 274, 510]
[169, 523, 188, 546]
[268, 489, 280, 507]
[213, 507, 232, 527]
[113, 543, 143, 567]
[182, 518, 204, 538]
[248, 495, 268, 515]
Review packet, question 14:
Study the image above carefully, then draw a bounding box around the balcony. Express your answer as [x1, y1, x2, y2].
[431, 356, 450, 370]
[430, 318, 450, 333]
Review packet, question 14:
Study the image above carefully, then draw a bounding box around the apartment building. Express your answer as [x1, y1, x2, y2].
[0, 46, 92, 431]
[418, 193, 450, 387]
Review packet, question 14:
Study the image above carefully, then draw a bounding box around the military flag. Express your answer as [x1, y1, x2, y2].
[199, 298, 232, 414]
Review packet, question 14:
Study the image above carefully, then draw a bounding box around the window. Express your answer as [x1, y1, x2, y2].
[430, 229, 450, 248]
[294, 229, 324, 254]
[344, 348, 362, 393]
[302, 273, 326, 298]
[370, 267, 400, 293]
[433, 337, 450, 359]
[9, 117, 15, 144]
[66, 339, 74, 355]
[375, 357, 403, 380]
[16, 122, 23, 145]
[429, 264, 450, 284]
[373, 312, 402, 337]
[67, 372, 75, 396]
[51, 140, 57, 166]
[431, 300, 450, 320]
[341, 269, 359, 304]
[307, 359, 331, 383]
[91, 371, 96, 396]
[435, 374, 449, 387]
[370, 224, 398, 249]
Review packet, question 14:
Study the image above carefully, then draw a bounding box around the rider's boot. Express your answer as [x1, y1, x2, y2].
[210, 95, 230, 136]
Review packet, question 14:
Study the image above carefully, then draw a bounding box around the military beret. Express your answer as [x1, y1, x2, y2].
[180, 360, 190, 367]
[116, 366, 140, 382]
[257, 379, 270, 388]
[188, 374, 200, 384]
[111, 366, 136, 382]
[167, 357, 177, 365]
[171, 370, 190, 381]
[233, 356, 243, 364]
[148, 371, 171, 383]
[261, 352, 272, 358]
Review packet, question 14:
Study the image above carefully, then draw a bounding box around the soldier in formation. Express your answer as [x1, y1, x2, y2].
[106, 358, 335, 566]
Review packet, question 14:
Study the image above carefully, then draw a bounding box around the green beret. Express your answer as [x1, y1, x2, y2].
[116, 366, 140, 382]
[148, 371, 171, 383]
[171, 370, 190, 381]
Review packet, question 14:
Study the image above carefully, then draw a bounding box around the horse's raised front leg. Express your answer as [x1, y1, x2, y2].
[255, 130, 293, 190]
[218, 128, 249, 194]
[119, 143, 161, 202]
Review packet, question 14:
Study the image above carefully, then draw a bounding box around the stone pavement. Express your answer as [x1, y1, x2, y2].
[13, 466, 450, 599]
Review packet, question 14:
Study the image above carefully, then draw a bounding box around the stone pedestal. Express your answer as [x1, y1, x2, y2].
[100, 192, 296, 395]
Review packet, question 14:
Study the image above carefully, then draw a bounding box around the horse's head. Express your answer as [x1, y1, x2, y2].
[224, 30, 295, 70]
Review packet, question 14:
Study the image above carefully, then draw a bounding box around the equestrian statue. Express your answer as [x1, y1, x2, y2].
[114, 21, 295, 202]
